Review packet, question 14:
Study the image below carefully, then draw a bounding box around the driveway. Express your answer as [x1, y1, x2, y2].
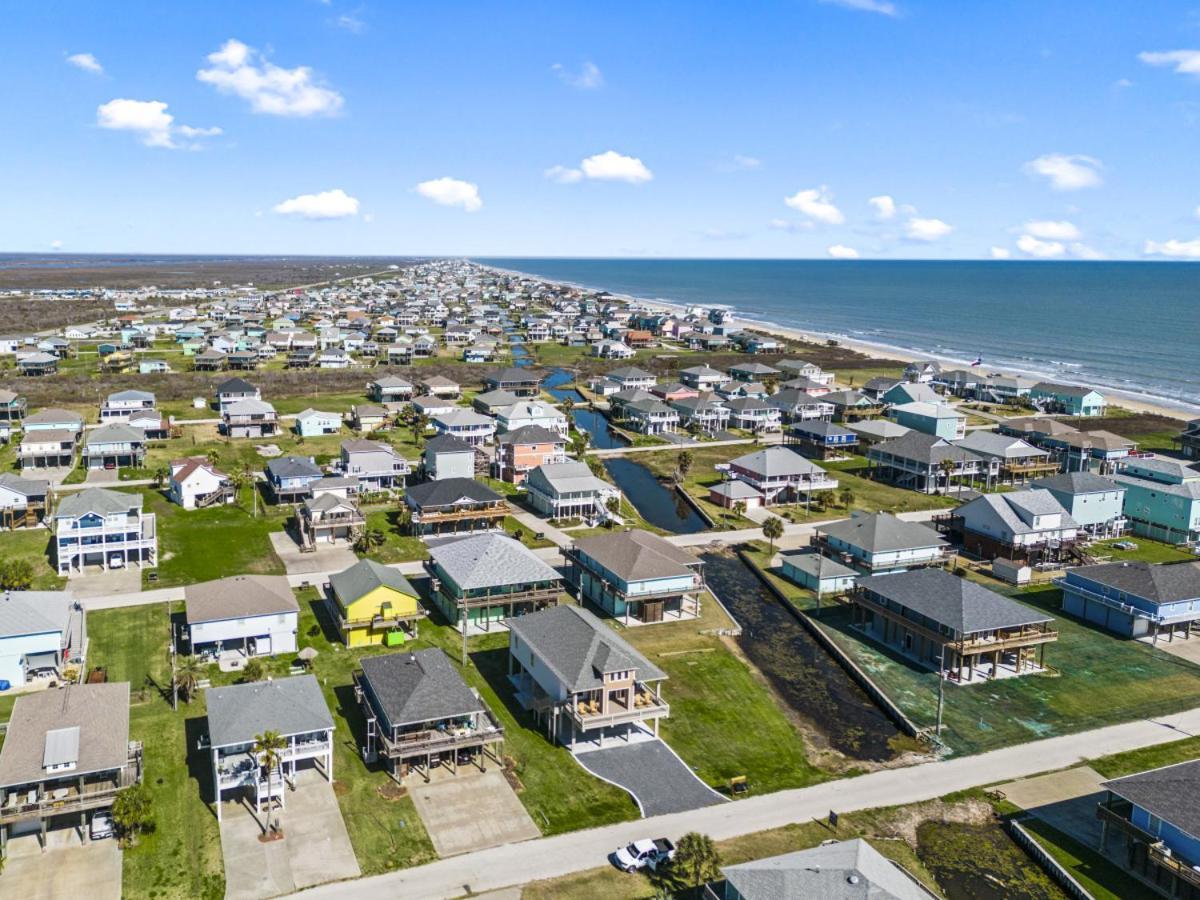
[84, 467, 119, 484]
[220, 769, 360, 900]
[997, 765, 1107, 846]
[66, 566, 143, 600]
[269, 531, 358, 578]
[409, 769, 540, 857]
[572, 737, 727, 817]
[2, 831, 121, 900]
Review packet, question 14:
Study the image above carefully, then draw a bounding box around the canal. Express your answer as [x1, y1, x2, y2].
[701, 552, 901, 761]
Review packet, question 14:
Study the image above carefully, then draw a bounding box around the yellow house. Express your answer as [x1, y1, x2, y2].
[328, 558, 423, 647]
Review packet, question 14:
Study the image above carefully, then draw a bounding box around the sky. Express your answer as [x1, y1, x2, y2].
[5, 1, 1200, 259]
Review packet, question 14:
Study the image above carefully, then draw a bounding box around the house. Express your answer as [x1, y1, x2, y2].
[193, 348, 227, 371]
[679, 365, 731, 391]
[904, 359, 942, 384]
[708, 478, 766, 511]
[779, 551, 858, 596]
[54, 488, 156, 575]
[566, 530, 703, 624]
[720, 839, 938, 900]
[592, 339, 634, 360]
[814, 512, 948, 575]
[422, 434, 478, 481]
[328, 558, 422, 647]
[432, 409, 495, 447]
[411, 394, 458, 418]
[215, 376, 259, 413]
[340, 439, 409, 491]
[867, 432, 996, 494]
[426, 533, 561, 632]
[294, 408, 342, 437]
[222, 398, 279, 438]
[954, 431, 1058, 483]
[0, 473, 50, 528]
[18, 429, 76, 471]
[23, 407, 83, 435]
[1032, 472, 1127, 538]
[846, 418, 912, 446]
[851, 568, 1057, 682]
[495, 401, 569, 438]
[1179, 419, 1200, 460]
[671, 395, 731, 434]
[205, 676, 334, 822]
[722, 397, 782, 433]
[472, 389, 522, 415]
[789, 420, 858, 460]
[0, 591, 84, 688]
[777, 359, 834, 385]
[354, 649, 505, 784]
[728, 361, 780, 382]
[881, 382, 942, 407]
[81, 423, 146, 471]
[621, 398, 680, 435]
[766, 389, 835, 424]
[168, 457, 235, 509]
[823, 389, 882, 422]
[99, 389, 155, 422]
[17, 352, 59, 376]
[946, 489, 1080, 564]
[727, 445, 838, 505]
[1030, 382, 1107, 417]
[888, 401, 966, 440]
[526, 461, 620, 521]
[0, 389, 28, 424]
[1098, 759, 1200, 899]
[184, 575, 299, 659]
[604, 366, 657, 391]
[1058, 560, 1200, 642]
[298, 494, 366, 548]
[370, 375, 414, 404]
[484, 368, 542, 397]
[351, 403, 390, 433]
[494, 425, 567, 484]
[507, 604, 669, 746]
[649, 381, 699, 403]
[404, 477, 508, 536]
[1114, 458, 1200, 544]
[0, 683, 141, 856]
[860, 376, 904, 401]
[265, 455, 324, 503]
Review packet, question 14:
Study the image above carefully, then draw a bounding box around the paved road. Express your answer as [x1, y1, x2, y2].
[303, 706, 1200, 900]
[586, 434, 785, 458]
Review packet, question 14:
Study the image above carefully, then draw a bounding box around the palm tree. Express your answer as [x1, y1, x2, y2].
[672, 832, 721, 890]
[732, 499, 747, 525]
[352, 528, 385, 555]
[605, 495, 621, 524]
[676, 450, 694, 482]
[205, 448, 221, 468]
[939, 457, 957, 494]
[839, 487, 855, 510]
[153, 466, 169, 489]
[762, 515, 784, 555]
[241, 658, 266, 682]
[253, 730, 288, 834]
[173, 655, 205, 704]
[411, 413, 430, 447]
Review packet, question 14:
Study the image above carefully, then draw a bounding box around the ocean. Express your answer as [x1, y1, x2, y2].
[474, 258, 1200, 413]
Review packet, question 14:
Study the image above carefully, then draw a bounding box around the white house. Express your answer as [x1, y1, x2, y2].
[99, 390, 156, 422]
[432, 409, 496, 447]
[168, 457, 235, 510]
[495, 401, 569, 438]
[525, 461, 620, 521]
[0, 591, 84, 688]
[184, 575, 298, 660]
[54, 487, 157, 575]
[295, 408, 342, 437]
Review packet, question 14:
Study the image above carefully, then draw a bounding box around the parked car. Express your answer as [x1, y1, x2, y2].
[109, 555, 126, 569]
[614, 838, 676, 872]
[90, 810, 115, 840]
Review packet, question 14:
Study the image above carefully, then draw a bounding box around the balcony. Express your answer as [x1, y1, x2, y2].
[567, 684, 669, 730]
[1097, 801, 1200, 892]
[854, 593, 1057, 653]
[0, 743, 142, 824]
[377, 712, 505, 759]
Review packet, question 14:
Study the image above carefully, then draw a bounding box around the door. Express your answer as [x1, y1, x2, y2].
[643, 599, 664, 623]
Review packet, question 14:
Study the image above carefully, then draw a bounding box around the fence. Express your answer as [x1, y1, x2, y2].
[1007, 818, 1095, 900]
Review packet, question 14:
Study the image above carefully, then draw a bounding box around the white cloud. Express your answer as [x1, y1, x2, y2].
[1022, 153, 1103, 191]
[96, 98, 219, 149]
[50, 240, 63, 250]
[1114, 78, 1133, 88]
[1194, 205, 1200, 219]
[67, 52, 103, 74]
[362, 212, 374, 224]
[1144, 237, 1200, 259]
[1138, 49, 1200, 77]
[1070, 242, 1105, 260]
[868, 194, 896, 220]
[544, 165, 583, 184]
[197, 39, 344, 117]
[552, 61, 603, 90]
[415, 177, 483, 212]
[990, 246, 1011, 259]
[818, 0, 898, 16]
[336, 13, 365, 33]
[1017, 233, 1065, 258]
[768, 218, 814, 233]
[732, 154, 761, 170]
[1022, 219, 1081, 240]
[904, 217, 953, 241]
[784, 186, 844, 224]
[827, 244, 860, 259]
[580, 150, 653, 183]
[273, 188, 360, 219]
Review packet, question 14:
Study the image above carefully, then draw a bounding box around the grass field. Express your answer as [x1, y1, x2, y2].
[1089, 536, 1196, 564]
[0, 527, 64, 589]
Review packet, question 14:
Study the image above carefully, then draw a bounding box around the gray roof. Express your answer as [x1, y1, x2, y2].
[1103, 760, 1200, 840]
[329, 558, 418, 606]
[85, 423, 146, 445]
[781, 551, 859, 580]
[24, 408, 83, 427]
[0, 472, 50, 498]
[953, 431, 1046, 460]
[107, 389, 155, 402]
[359, 649, 485, 729]
[872, 431, 980, 466]
[572, 529, 699, 583]
[423, 433, 475, 454]
[846, 419, 911, 441]
[224, 398, 276, 416]
[266, 456, 322, 479]
[429, 533, 560, 590]
[216, 377, 257, 394]
[0, 591, 72, 639]
[406, 477, 502, 508]
[497, 424, 563, 445]
[956, 489, 1079, 536]
[0, 683, 131, 788]
[505, 605, 665, 692]
[862, 569, 1053, 634]
[527, 461, 613, 498]
[206, 675, 333, 747]
[185, 575, 298, 624]
[817, 512, 946, 553]
[721, 838, 937, 900]
[1068, 560, 1200, 604]
[55, 487, 142, 519]
[730, 446, 828, 478]
[1032, 471, 1123, 495]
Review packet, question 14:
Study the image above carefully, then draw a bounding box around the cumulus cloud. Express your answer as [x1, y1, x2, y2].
[1017, 233, 1065, 258]
[1144, 237, 1200, 259]
[197, 39, 344, 117]
[96, 99, 220, 149]
[784, 186, 844, 224]
[552, 61, 603, 89]
[1138, 49, 1200, 77]
[827, 244, 860, 259]
[50, 240, 63, 251]
[544, 165, 583, 184]
[990, 246, 1012, 259]
[67, 52, 103, 74]
[1022, 153, 1103, 191]
[273, 188, 360, 219]
[415, 177, 483, 212]
[868, 195, 896, 220]
[818, 0, 898, 16]
[580, 150, 653, 183]
[1070, 242, 1105, 260]
[904, 217, 953, 241]
[1022, 220, 1081, 240]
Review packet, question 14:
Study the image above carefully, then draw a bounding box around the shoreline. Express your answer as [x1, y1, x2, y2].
[479, 261, 1196, 423]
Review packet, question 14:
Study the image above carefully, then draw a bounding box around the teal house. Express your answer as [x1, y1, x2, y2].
[565, 530, 704, 624]
[779, 551, 857, 596]
[1030, 382, 1106, 417]
[887, 401, 966, 440]
[1114, 457, 1200, 544]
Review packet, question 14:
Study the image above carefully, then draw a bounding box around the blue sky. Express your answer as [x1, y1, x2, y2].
[5, 0, 1200, 259]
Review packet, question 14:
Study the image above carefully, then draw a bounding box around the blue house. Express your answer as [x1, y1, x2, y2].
[789, 420, 858, 460]
[566, 530, 704, 624]
[779, 551, 857, 596]
[1100, 759, 1200, 899]
[1057, 560, 1200, 641]
[1030, 382, 1107, 417]
[1114, 457, 1200, 544]
[888, 401, 966, 440]
[264, 455, 324, 503]
[294, 408, 342, 437]
[1032, 472, 1127, 538]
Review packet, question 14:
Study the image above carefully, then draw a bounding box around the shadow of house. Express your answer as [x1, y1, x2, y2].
[184, 714, 219, 822]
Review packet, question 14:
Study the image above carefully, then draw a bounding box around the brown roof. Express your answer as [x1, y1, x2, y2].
[572, 530, 699, 582]
[185, 575, 298, 624]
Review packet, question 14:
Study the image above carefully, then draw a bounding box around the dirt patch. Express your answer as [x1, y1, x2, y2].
[332, 780, 351, 797]
[501, 755, 525, 794]
[375, 781, 406, 801]
[883, 796, 994, 847]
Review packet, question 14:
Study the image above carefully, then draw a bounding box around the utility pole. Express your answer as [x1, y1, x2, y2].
[169, 601, 178, 711]
[935, 642, 946, 736]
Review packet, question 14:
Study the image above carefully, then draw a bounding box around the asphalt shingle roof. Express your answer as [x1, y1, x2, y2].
[730, 445, 828, 478]
[816, 512, 946, 553]
[862, 569, 1052, 635]
[1068, 560, 1200, 604]
[359, 649, 485, 729]
[429, 533, 560, 590]
[329, 558, 418, 606]
[206, 675, 333, 748]
[185, 575, 298, 624]
[572, 530, 698, 583]
[405, 477, 502, 508]
[55, 487, 142, 519]
[1103, 760, 1200, 841]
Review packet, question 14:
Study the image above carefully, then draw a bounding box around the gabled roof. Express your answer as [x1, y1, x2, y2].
[956, 489, 1078, 535]
[1103, 760, 1200, 841]
[954, 431, 1046, 459]
[206, 675, 333, 748]
[329, 558, 418, 605]
[730, 445, 827, 478]
[573, 529, 699, 583]
[406, 477, 502, 508]
[360, 649, 485, 729]
[55, 487, 142, 519]
[817, 512, 946, 553]
[185, 575, 298, 624]
[863, 569, 1053, 634]
[779, 551, 859, 581]
[527, 461, 613, 498]
[0, 472, 50, 498]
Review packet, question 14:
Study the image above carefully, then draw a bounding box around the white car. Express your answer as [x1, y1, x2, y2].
[614, 837, 675, 873]
[90, 810, 115, 840]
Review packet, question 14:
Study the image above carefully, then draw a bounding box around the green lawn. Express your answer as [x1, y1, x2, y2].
[1088, 735, 1200, 779]
[362, 507, 429, 563]
[1089, 536, 1196, 564]
[1020, 816, 1159, 900]
[0, 527, 64, 589]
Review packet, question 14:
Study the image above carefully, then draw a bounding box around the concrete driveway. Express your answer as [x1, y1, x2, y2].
[66, 565, 143, 599]
[997, 765, 1107, 846]
[409, 769, 539, 857]
[572, 737, 727, 817]
[269, 531, 358, 578]
[1, 831, 121, 900]
[84, 467, 119, 484]
[219, 769, 360, 900]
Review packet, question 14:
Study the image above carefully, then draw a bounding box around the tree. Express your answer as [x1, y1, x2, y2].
[838, 487, 855, 510]
[672, 832, 721, 890]
[676, 450, 694, 481]
[153, 466, 169, 489]
[762, 515, 784, 555]
[731, 499, 747, 525]
[605, 495, 621, 524]
[0, 558, 35, 591]
[173, 655, 205, 704]
[112, 783, 154, 846]
[411, 413, 430, 447]
[241, 658, 266, 683]
[939, 457, 957, 493]
[352, 528, 385, 555]
[205, 448, 221, 468]
[253, 730, 288, 834]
